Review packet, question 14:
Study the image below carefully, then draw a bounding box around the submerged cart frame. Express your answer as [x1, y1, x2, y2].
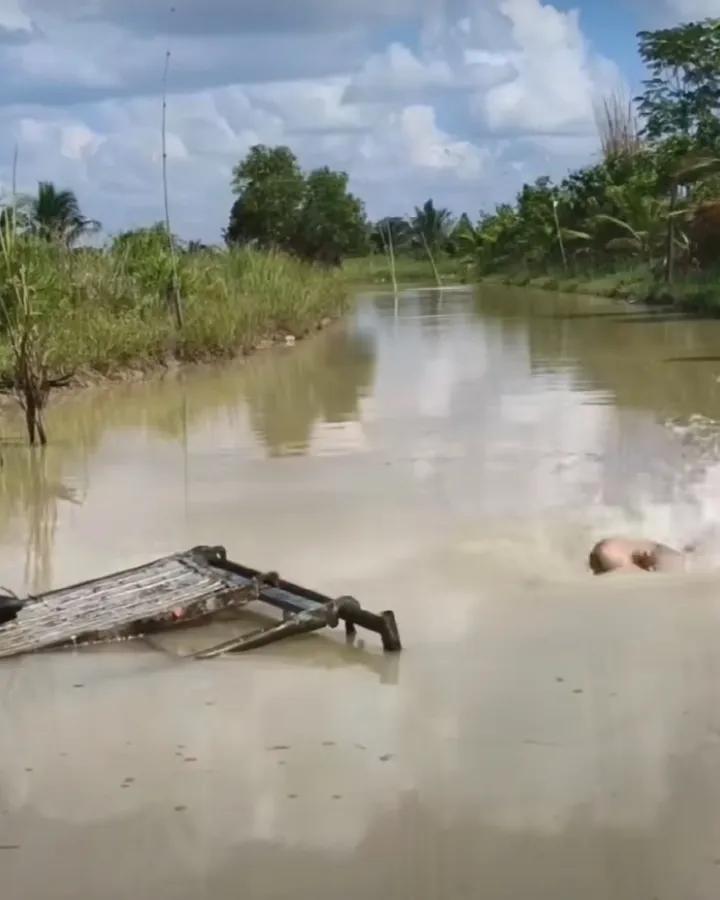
[194, 546, 401, 657]
[0, 545, 401, 660]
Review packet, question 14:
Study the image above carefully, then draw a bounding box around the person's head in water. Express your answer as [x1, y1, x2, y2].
[589, 537, 685, 575]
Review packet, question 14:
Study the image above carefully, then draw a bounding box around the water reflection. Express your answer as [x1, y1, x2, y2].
[6, 286, 720, 899]
[469, 287, 720, 537]
[242, 326, 376, 456]
[3, 285, 720, 592]
[475, 287, 720, 420]
[0, 448, 83, 592]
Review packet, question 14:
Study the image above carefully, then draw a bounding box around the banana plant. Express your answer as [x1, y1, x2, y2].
[664, 154, 720, 281]
[673, 154, 720, 186]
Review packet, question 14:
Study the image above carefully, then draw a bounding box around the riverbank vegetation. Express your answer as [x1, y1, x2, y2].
[342, 253, 467, 287]
[0, 225, 345, 375]
[226, 148, 469, 286]
[465, 18, 720, 311]
[0, 214, 345, 443]
[3, 15, 718, 444]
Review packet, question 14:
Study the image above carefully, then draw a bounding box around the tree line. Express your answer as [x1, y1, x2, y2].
[459, 17, 720, 283]
[224, 145, 467, 266]
[6, 15, 719, 285]
[6, 147, 465, 268]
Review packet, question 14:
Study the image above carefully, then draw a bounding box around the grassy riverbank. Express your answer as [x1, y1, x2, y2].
[343, 254, 469, 286]
[0, 237, 347, 384]
[481, 267, 720, 314]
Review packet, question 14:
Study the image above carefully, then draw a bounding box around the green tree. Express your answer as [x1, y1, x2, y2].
[462, 20, 720, 278]
[517, 177, 558, 264]
[293, 167, 368, 265]
[410, 199, 454, 253]
[226, 145, 305, 249]
[473, 205, 522, 272]
[637, 18, 720, 150]
[29, 182, 100, 247]
[447, 213, 475, 256]
[594, 191, 674, 263]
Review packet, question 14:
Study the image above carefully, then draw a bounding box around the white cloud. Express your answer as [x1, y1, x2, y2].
[59, 123, 105, 161]
[245, 78, 372, 135]
[467, 0, 622, 137]
[0, 0, 31, 34]
[633, 0, 720, 24]
[355, 104, 490, 182]
[655, 0, 720, 20]
[344, 43, 455, 103]
[0, 0, 626, 239]
[23, 0, 421, 35]
[346, 0, 619, 139]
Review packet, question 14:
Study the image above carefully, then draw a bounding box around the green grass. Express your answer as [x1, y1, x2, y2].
[0, 236, 347, 382]
[481, 265, 651, 297]
[342, 254, 469, 285]
[478, 263, 720, 313]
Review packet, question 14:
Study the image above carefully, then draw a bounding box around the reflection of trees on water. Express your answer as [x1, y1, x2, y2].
[37, 327, 377, 459]
[0, 447, 83, 593]
[474, 287, 720, 512]
[476, 288, 720, 421]
[0, 326, 376, 578]
[241, 327, 376, 456]
[373, 289, 474, 340]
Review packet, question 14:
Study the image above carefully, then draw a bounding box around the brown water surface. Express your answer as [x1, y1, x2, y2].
[4, 286, 720, 899]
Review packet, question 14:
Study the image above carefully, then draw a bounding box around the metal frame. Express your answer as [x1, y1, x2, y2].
[190, 546, 402, 656]
[0, 546, 401, 659]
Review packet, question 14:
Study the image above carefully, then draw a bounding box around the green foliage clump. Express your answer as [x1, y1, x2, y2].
[0, 229, 346, 385]
[465, 17, 720, 304]
[226, 145, 368, 265]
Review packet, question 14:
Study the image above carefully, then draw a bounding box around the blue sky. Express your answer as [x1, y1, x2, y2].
[0, 0, 716, 242]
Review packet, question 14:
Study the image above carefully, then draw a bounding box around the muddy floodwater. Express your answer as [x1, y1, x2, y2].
[5, 286, 720, 898]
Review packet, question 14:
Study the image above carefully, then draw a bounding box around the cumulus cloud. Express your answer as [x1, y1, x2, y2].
[344, 43, 456, 104]
[0, 0, 32, 36]
[355, 105, 490, 182]
[245, 79, 373, 135]
[648, 0, 720, 22]
[23, 0, 421, 36]
[0, 22, 371, 106]
[0, 0, 625, 240]
[345, 0, 619, 138]
[465, 0, 622, 137]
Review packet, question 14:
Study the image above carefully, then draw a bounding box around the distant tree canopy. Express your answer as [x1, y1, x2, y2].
[369, 217, 412, 254]
[369, 202, 462, 258]
[1, 182, 100, 248]
[226, 145, 368, 265]
[451, 17, 720, 281]
[410, 199, 454, 253]
[637, 18, 720, 151]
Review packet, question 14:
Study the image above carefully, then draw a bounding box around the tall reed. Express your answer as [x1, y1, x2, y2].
[0, 233, 347, 443]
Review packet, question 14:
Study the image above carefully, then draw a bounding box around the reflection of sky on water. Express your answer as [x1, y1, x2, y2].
[7, 290, 720, 900]
[5, 286, 720, 594]
[359, 291, 720, 555]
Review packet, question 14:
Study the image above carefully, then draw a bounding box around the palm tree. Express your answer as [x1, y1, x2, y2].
[450, 214, 483, 261]
[410, 199, 454, 253]
[30, 182, 100, 247]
